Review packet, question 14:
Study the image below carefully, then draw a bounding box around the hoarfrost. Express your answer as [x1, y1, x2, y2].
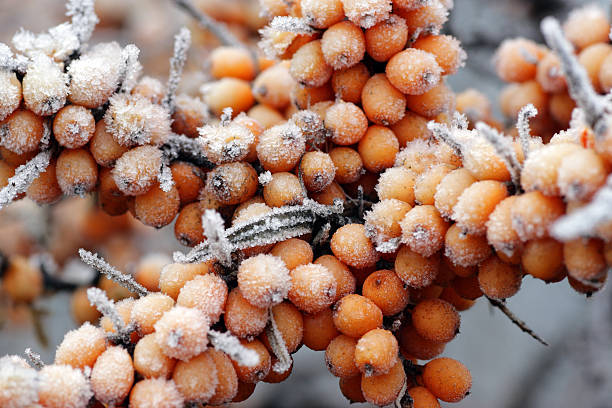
[0, 355, 39, 408]
[0, 150, 51, 210]
[0, 43, 28, 73]
[266, 309, 292, 373]
[516, 104, 538, 161]
[119, 44, 142, 93]
[475, 122, 522, 189]
[162, 27, 191, 113]
[65, 0, 99, 44]
[202, 209, 233, 267]
[87, 287, 133, 340]
[259, 171, 273, 186]
[258, 17, 314, 58]
[199, 114, 255, 164]
[208, 330, 260, 367]
[158, 164, 175, 193]
[24, 348, 44, 369]
[12, 23, 79, 61]
[39, 364, 92, 408]
[79, 249, 149, 296]
[22, 53, 68, 116]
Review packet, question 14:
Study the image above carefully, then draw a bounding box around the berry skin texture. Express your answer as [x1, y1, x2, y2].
[333, 294, 383, 338]
[331, 224, 379, 269]
[407, 386, 441, 408]
[128, 378, 184, 408]
[325, 334, 360, 378]
[225, 288, 269, 338]
[54, 322, 107, 370]
[172, 350, 219, 403]
[478, 256, 522, 300]
[90, 346, 134, 406]
[362, 269, 409, 316]
[354, 329, 399, 376]
[422, 357, 472, 403]
[411, 298, 460, 342]
[289, 263, 337, 314]
[154, 306, 210, 361]
[386, 49, 442, 95]
[360, 357, 406, 406]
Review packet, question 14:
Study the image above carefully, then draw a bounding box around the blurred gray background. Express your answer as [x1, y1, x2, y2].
[1, 0, 612, 407]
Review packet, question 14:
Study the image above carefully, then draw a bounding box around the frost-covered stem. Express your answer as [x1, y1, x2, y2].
[394, 379, 409, 408]
[162, 28, 191, 113]
[161, 133, 213, 168]
[0, 150, 51, 210]
[427, 121, 462, 157]
[541, 17, 606, 130]
[208, 330, 260, 367]
[476, 122, 522, 191]
[487, 297, 548, 346]
[87, 287, 128, 336]
[79, 249, 149, 297]
[24, 348, 44, 369]
[119, 44, 142, 93]
[202, 210, 232, 267]
[266, 309, 292, 374]
[174, 0, 259, 70]
[158, 164, 175, 193]
[66, 0, 99, 45]
[552, 174, 612, 241]
[516, 104, 537, 161]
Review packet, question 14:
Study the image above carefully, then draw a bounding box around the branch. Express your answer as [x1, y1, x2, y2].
[0, 150, 52, 210]
[488, 297, 548, 346]
[208, 330, 260, 366]
[162, 27, 191, 113]
[516, 104, 537, 162]
[87, 287, 133, 343]
[79, 249, 149, 297]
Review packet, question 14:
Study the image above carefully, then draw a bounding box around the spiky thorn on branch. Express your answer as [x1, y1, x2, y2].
[24, 348, 44, 369]
[541, 17, 608, 135]
[487, 297, 548, 346]
[78, 249, 149, 297]
[266, 309, 292, 374]
[516, 104, 537, 161]
[0, 150, 52, 210]
[162, 27, 191, 114]
[552, 174, 612, 241]
[174, 0, 259, 71]
[475, 122, 522, 191]
[87, 287, 134, 344]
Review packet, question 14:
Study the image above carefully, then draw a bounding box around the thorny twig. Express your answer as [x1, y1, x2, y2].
[162, 27, 191, 113]
[488, 297, 548, 346]
[24, 348, 44, 369]
[79, 249, 149, 297]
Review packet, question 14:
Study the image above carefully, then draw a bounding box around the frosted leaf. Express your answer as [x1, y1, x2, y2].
[198, 116, 255, 164]
[552, 175, 612, 241]
[24, 348, 44, 369]
[163, 27, 191, 113]
[12, 23, 79, 62]
[0, 70, 22, 121]
[208, 330, 260, 367]
[119, 44, 142, 93]
[22, 53, 68, 116]
[68, 42, 125, 108]
[258, 17, 314, 58]
[475, 122, 522, 188]
[202, 209, 232, 267]
[105, 93, 171, 146]
[238, 254, 291, 308]
[154, 306, 210, 361]
[158, 164, 175, 192]
[38, 364, 92, 408]
[0, 150, 51, 210]
[266, 310, 292, 373]
[541, 17, 608, 131]
[259, 171, 273, 186]
[0, 355, 39, 408]
[79, 249, 149, 296]
[65, 0, 99, 44]
[516, 104, 537, 161]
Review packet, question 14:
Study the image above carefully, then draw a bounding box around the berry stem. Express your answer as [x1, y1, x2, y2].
[487, 297, 548, 346]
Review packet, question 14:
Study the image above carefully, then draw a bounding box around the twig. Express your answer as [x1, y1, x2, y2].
[78, 249, 149, 297]
[516, 104, 537, 162]
[162, 27, 191, 113]
[266, 309, 292, 374]
[427, 121, 463, 157]
[24, 348, 44, 369]
[488, 297, 548, 346]
[476, 122, 522, 191]
[208, 330, 260, 367]
[0, 150, 52, 210]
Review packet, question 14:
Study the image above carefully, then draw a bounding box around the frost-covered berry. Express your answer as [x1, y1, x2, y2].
[206, 161, 258, 205]
[257, 122, 306, 172]
[132, 76, 166, 104]
[172, 94, 209, 138]
[0, 108, 44, 154]
[172, 350, 219, 403]
[238, 254, 291, 308]
[177, 274, 228, 324]
[90, 346, 134, 406]
[341, 0, 392, 28]
[38, 364, 93, 408]
[112, 145, 162, 196]
[225, 288, 269, 338]
[289, 263, 337, 313]
[22, 53, 68, 116]
[55, 322, 107, 369]
[154, 306, 210, 361]
[0, 70, 22, 121]
[199, 116, 255, 164]
[131, 292, 175, 335]
[105, 93, 172, 147]
[68, 42, 125, 108]
[56, 148, 98, 196]
[129, 378, 184, 408]
[53, 105, 95, 148]
[133, 333, 177, 379]
[0, 355, 39, 408]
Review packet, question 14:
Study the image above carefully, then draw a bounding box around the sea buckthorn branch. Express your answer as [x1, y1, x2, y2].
[541, 17, 608, 133]
[24, 348, 44, 369]
[0, 149, 52, 210]
[118, 44, 142, 94]
[552, 174, 612, 241]
[266, 309, 292, 373]
[79, 249, 149, 297]
[487, 297, 548, 346]
[207, 329, 260, 367]
[427, 121, 462, 157]
[162, 27, 191, 114]
[516, 104, 537, 161]
[475, 122, 522, 191]
[86, 287, 134, 344]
